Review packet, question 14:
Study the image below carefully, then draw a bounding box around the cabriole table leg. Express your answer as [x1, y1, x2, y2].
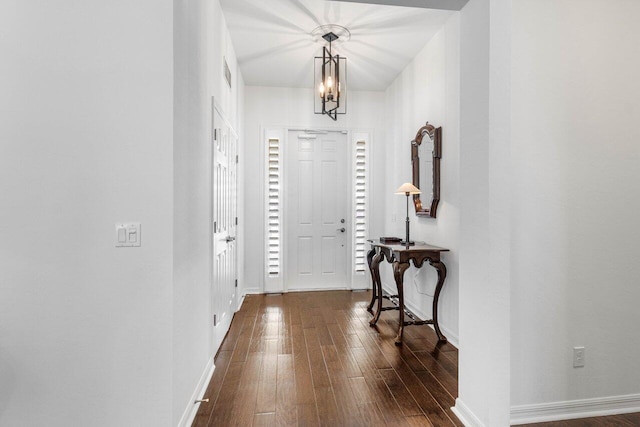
[393, 261, 410, 345]
[429, 259, 448, 342]
[366, 247, 377, 314]
[369, 252, 385, 326]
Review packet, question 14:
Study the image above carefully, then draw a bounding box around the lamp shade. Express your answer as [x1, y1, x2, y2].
[395, 182, 421, 195]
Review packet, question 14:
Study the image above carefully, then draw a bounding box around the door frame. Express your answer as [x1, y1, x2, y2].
[211, 97, 239, 352]
[261, 125, 372, 294]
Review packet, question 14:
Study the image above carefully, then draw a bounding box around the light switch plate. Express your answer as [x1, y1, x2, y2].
[115, 223, 141, 247]
[573, 346, 585, 368]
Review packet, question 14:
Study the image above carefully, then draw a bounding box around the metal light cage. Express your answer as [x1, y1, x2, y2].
[314, 33, 347, 120]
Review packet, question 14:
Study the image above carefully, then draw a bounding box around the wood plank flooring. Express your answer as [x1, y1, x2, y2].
[193, 290, 461, 427]
[192, 290, 640, 427]
[517, 412, 640, 427]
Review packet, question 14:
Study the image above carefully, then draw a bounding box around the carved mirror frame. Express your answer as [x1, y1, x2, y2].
[411, 122, 442, 218]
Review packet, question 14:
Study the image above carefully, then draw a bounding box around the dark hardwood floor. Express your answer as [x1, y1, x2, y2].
[517, 413, 640, 427]
[193, 290, 461, 426]
[192, 290, 640, 427]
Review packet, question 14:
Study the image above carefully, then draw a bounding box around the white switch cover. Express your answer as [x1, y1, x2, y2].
[573, 346, 585, 368]
[115, 223, 141, 247]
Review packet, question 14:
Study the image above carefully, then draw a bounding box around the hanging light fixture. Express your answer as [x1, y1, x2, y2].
[313, 26, 348, 121]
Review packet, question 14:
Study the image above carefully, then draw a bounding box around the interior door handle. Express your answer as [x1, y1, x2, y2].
[337, 228, 346, 233]
[225, 236, 236, 242]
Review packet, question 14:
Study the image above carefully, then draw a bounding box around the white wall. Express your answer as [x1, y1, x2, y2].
[173, 0, 244, 425]
[455, 0, 511, 425]
[455, 0, 640, 424]
[0, 0, 244, 425]
[510, 0, 640, 419]
[173, 2, 211, 422]
[243, 87, 386, 293]
[381, 13, 460, 344]
[0, 1, 174, 425]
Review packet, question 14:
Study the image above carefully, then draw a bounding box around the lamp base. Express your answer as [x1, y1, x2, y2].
[400, 240, 416, 246]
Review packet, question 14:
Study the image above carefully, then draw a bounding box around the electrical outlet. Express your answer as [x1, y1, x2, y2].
[573, 346, 585, 368]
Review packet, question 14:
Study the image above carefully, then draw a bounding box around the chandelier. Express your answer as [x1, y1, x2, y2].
[314, 27, 348, 121]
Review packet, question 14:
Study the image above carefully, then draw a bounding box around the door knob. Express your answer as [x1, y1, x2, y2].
[337, 228, 346, 233]
[225, 236, 236, 242]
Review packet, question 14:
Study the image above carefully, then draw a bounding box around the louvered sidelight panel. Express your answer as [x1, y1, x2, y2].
[354, 140, 367, 273]
[267, 138, 281, 276]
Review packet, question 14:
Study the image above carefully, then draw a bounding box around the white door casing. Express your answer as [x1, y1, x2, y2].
[285, 130, 349, 290]
[212, 101, 237, 352]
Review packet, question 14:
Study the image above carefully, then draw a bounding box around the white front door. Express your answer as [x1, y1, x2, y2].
[212, 104, 237, 352]
[285, 130, 349, 290]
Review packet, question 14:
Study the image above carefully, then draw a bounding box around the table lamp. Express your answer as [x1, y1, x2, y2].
[395, 183, 421, 246]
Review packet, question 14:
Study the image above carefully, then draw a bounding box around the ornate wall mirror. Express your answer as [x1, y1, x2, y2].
[411, 122, 442, 218]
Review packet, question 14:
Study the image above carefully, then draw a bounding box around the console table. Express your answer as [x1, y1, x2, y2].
[367, 239, 449, 345]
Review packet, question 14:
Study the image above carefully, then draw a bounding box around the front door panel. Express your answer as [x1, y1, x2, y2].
[286, 130, 348, 290]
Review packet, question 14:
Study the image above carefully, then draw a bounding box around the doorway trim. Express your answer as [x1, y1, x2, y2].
[261, 125, 372, 294]
[210, 97, 239, 352]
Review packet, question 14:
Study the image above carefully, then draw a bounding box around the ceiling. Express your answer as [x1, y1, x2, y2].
[219, 0, 454, 91]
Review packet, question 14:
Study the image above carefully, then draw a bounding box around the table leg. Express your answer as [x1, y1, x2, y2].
[393, 261, 410, 345]
[429, 259, 448, 342]
[369, 252, 385, 326]
[366, 247, 377, 314]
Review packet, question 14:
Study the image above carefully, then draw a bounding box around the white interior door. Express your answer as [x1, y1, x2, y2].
[212, 104, 237, 351]
[285, 130, 349, 290]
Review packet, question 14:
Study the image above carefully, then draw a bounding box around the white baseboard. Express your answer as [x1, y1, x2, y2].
[241, 287, 260, 296]
[286, 286, 350, 293]
[510, 393, 640, 425]
[236, 288, 258, 312]
[381, 282, 459, 347]
[177, 357, 215, 427]
[246, 286, 371, 294]
[452, 398, 486, 427]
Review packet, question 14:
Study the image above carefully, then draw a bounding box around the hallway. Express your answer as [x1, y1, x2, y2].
[193, 291, 461, 426]
[3, 0, 640, 425]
